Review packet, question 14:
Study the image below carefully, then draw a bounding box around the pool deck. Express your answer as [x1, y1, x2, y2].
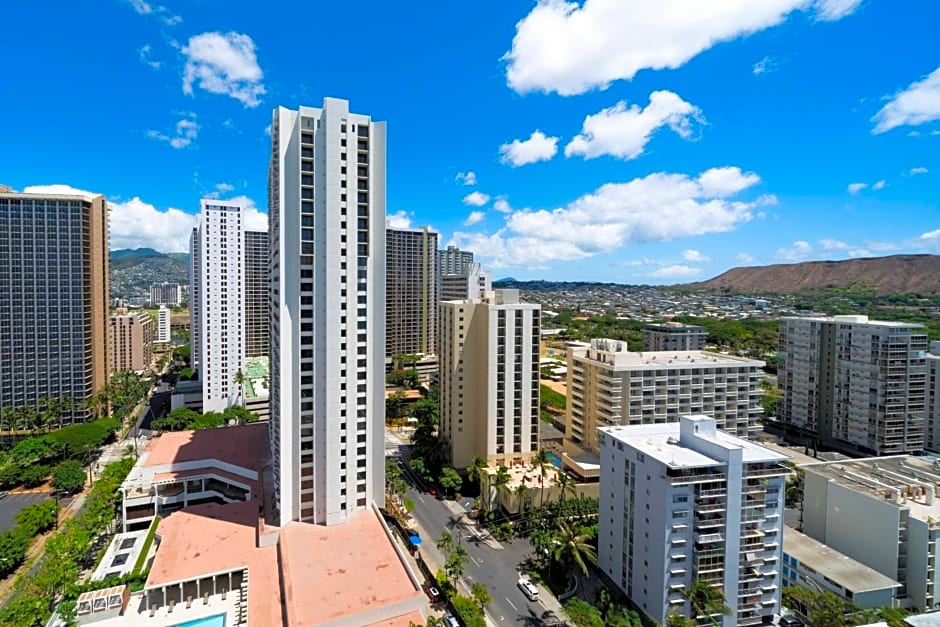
[54, 591, 239, 627]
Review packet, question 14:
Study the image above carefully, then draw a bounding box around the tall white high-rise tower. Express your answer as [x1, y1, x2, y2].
[269, 98, 387, 526]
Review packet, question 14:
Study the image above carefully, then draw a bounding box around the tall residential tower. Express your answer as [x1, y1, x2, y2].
[269, 98, 386, 526]
[386, 226, 438, 360]
[0, 190, 109, 423]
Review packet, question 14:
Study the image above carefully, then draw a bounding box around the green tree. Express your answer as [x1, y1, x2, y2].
[491, 465, 511, 510]
[466, 455, 487, 493]
[436, 530, 454, 555]
[51, 460, 86, 494]
[513, 483, 530, 514]
[386, 390, 406, 421]
[563, 597, 605, 627]
[233, 369, 245, 405]
[445, 545, 468, 585]
[18, 464, 51, 488]
[439, 466, 463, 497]
[15, 501, 58, 536]
[222, 405, 259, 425]
[684, 580, 731, 626]
[532, 448, 554, 508]
[555, 468, 577, 503]
[470, 582, 491, 612]
[552, 520, 597, 577]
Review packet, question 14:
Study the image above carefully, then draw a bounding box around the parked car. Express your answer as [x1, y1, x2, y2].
[443, 612, 460, 627]
[0, 491, 7, 500]
[518, 578, 539, 601]
[423, 584, 441, 603]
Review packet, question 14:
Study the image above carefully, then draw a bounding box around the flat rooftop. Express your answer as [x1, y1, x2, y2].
[244, 356, 269, 400]
[781, 314, 923, 329]
[783, 527, 901, 593]
[143, 422, 269, 469]
[802, 456, 940, 523]
[600, 416, 791, 469]
[573, 340, 763, 369]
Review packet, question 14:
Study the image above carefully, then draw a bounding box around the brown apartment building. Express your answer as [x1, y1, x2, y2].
[109, 309, 154, 373]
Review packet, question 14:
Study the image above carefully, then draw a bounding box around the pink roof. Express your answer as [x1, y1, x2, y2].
[366, 610, 427, 627]
[144, 423, 269, 470]
[279, 509, 424, 626]
[151, 467, 259, 493]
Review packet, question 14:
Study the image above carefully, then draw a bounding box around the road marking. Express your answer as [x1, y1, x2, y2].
[505, 597, 518, 611]
[469, 555, 481, 566]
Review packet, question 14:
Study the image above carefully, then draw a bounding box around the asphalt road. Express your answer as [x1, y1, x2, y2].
[0, 493, 49, 533]
[387, 433, 559, 626]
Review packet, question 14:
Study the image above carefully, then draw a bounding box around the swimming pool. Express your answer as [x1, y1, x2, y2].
[172, 614, 226, 627]
[545, 451, 562, 468]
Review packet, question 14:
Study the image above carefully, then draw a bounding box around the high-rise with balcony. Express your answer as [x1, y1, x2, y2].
[643, 322, 708, 352]
[150, 283, 182, 307]
[439, 244, 473, 276]
[0, 190, 109, 423]
[565, 339, 765, 455]
[156, 305, 171, 344]
[269, 98, 386, 526]
[439, 289, 540, 469]
[778, 315, 928, 455]
[109, 309, 154, 373]
[243, 230, 269, 359]
[926, 342, 940, 453]
[386, 226, 438, 360]
[191, 199, 247, 413]
[441, 262, 491, 302]
[598, 416, 790, 627]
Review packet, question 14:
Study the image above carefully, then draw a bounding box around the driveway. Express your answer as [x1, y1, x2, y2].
[0, 492, 50, 532]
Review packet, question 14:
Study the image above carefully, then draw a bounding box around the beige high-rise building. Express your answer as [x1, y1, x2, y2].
[778, 315, 927, 455]
[440, 262, 491, 302]
[386, 226, 438, 360]
[642, 322, 707, 351]
[0, 190, 109, 422]
[109, 309, 154, 373]
[566, 339, 764, 454]
[439, 289, 540, 469]
[926, 342, 940, 453]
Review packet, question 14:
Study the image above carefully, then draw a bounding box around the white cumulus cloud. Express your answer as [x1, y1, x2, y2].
[776, 240, 812, 261]
[125, 0, 181, 25]
[386, 210, 412, 229]
[910, 167, 928, 176]
[23, 184, 99, 198]
[464, 211, 486, 226]
[847, 182, 867, 194]
[736, 252, 756, 264]
[697, 166, 762, 197]
[493, 196, 512, 213]
[138, 44, 163, 70]
[462, 191, 491, 207]
[108, 197, 197, 251]
[455, 171, 477, 186]
[752, 56, 781, 76]
[452, 166, 765, 268]
[504, 0, 862, 96]
[872, 179, 887, 190]
[649, 265, 702, 279]
[564, 91, 704, 160]
[921, 229, 940, 241]
[499, 130, 559, 167]
[682, 249, 710, 263]
[145, 114, 199, 149]
[872, 66, 940, 134]
[182, 31, 266, 108]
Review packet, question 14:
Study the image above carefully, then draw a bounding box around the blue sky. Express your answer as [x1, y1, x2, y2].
[2, 0, 938, 284]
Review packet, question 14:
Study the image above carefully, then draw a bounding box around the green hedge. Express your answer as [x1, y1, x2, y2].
[132, 516, 160, 576]
[451, 594, 486, 627]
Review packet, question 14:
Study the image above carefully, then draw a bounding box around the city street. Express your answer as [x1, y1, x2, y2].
[386, 430, 564, 626]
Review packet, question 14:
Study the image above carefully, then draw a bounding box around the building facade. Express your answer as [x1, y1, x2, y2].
[643, 322, 708, 352]
[566, 339, 765, 454]
[191, 199, 246, 413]
[386, 226, 439, 360]
[189, 227, 200, 366]
[802, 456, 940, 610]
[109, 309, 154, 373]
[244, 230, 269, 359]
[440, 262, 491, 302]
[926, 342, 940, 453]
[269, 98, 386, 526]
[778, 315, 928, 455]
[150, 283, 182, 307]
[439, 244, 473, 276]
[156, 305, 171, 344]
[439, 289, 540, 469]
[0, 191, 109, 423]
[598, 416, 789, 627]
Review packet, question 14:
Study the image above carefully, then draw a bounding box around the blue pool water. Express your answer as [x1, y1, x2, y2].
[172, 614, 226, 627]
[545, 451, 563, 468]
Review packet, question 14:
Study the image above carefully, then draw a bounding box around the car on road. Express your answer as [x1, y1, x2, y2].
[443, 612, 460, 627]
[518, 578, 539, 601]
[423, 584, 441, 603]
[0, 491, 7, 500]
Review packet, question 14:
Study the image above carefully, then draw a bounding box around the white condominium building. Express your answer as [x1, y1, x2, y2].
[440, 262, 491, 302]
[156, 305, 171, 344]
[643, 322, 708, 352]
[269, 98, 386, 526]
[566, 339, 764, 454]
[439, 244, 473, 276]
[191, 199, 247, 413]
[150, 283, 182, 307]
[439, 289, 540, 469]
[802, 456, 940, 610]
[778, 315, 928, 455]
[598, 416, 790, 627]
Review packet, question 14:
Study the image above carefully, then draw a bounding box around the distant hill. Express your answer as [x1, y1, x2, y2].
[110, 248, 189, 299]
[695, 254, 940, 295]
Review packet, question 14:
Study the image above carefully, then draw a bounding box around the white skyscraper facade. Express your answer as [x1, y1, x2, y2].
[598, 416, 790, 626]
[192, 199, 246, 413]
[269, 98, 386, 526]
[156, 305, 171, 344]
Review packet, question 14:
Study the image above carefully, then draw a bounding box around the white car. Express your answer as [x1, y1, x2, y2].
[518, 578, 539, 601]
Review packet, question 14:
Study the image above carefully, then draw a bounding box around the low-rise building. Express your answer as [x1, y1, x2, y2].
[643, 322, 708, 351]
[802, 456, 940, 610]
[598, 415, 790, 627]
[782, 527, 901, 611]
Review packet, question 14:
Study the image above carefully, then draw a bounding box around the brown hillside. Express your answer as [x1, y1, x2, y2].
[696, 254, 940, 295]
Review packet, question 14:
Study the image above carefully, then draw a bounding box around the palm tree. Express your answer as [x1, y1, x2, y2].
[436, 530, 454, 556]
[466, 454, 487, 491]
[555, 468, 577, 503]
[38, 396, 58, 434]
[0, 407, 13, 447]
[513, 483, 530, 514]
[532, 448, 553, 507]
[683, 579, 731, 626]
[446, 545, 468, 585]
[491, 465, 511, 512]
[233, 369, 246, 406]
[552, 520, 597, 578]
[58, 396, 75, 428]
